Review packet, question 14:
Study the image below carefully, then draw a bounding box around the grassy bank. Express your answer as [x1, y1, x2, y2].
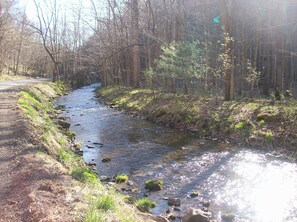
[98, 86, 297, 155]
[18, 83, 155, 222]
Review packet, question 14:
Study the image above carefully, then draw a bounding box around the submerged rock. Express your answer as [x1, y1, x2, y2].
[93, 142, 104, 146]
[102, 157, 111, 163]
[189, 192, 200, 198]
[145, 179, 163, 191]
[221, 213, 235, 222]
[167, 198, 181, 206]
[182, 208, 212, 222]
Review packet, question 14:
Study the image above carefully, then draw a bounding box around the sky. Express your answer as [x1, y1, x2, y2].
[18, 0, 93, 21]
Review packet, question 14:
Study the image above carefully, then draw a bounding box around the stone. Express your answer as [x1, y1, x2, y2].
[102, 157, 111, 163]
[74, 123, 81, 126]
[85, 161, 96, 166]
[167, 198, 181, 206]
[99, 176, 112, 182]
[168, 213, 176, 220]
[131, 188, 139, 193]
[221, 213, 235, 222]
[140, 213, 170, 222]
[189, 192, 200, 198]
[173, 207, 182, 211]
[127, 181, 134, 186]
[86, 145, 95, 148]
[182, 208, 212, 222]
[202, 201, 210, 208]
[57, 120, 70, 129]
[165, 208, 171, 214]
[74, 150, 83, 156]
[145, 179, 163, 191]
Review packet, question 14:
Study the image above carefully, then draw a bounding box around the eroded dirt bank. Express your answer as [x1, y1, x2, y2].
[0, 88, 80, 221]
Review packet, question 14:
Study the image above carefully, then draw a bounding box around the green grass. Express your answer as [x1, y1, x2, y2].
[98, 86, 297, 148]
[96, 195, 116, 211]
[115, 174, 129, 183]
[265, 131, 273, 142]
[71, 166, 98, 184]
[83, 209, 105, 222]
[136, 198, 156, 212]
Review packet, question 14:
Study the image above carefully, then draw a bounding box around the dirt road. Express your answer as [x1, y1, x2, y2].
[0, 81, 80, 221]
[0, 78, 49, 91]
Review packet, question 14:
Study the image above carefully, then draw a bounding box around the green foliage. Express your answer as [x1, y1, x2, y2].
[245, 59, 261, 83]
[115, 174, 129, 183]
[234, 121, 245, 130]
[258, 119, 265, 126]
[155, 42, 203, 79]
[71, 166, 97, 184]
[265, 131, 273, 142]
[136, 198, 156, 212]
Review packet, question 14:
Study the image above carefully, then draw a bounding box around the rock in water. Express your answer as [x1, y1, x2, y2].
[182, 208, 212, 222]
[189, 192, 200, 198]
[57, 120, 70, 129]
[145, 179, 163, 191]
[102, 157, 111, 162]
[221, 213, 235, 222]
[167, 198, 181, 206]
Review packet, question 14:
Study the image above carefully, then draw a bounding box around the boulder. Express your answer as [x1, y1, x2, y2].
[182, 208, 212, 222]
[57, 120, 70, 129]
[145, 179, 163, 191]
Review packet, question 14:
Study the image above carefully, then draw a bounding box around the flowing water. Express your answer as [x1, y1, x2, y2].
[57, 84, 297, 222]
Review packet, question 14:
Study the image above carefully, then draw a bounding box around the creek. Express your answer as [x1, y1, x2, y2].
[57, 84, 297, 222]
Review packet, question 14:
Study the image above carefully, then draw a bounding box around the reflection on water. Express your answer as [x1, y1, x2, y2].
[57, 84, 297, 221]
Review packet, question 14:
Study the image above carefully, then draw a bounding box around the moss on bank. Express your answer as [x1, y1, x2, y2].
[98, 86, 297, 154]
[18, 83, 152, 222]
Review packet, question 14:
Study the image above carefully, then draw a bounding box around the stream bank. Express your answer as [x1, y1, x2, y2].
[98, 86, 297, 157]
[57, 84, 297, 222]
[17, 82, 159, 222]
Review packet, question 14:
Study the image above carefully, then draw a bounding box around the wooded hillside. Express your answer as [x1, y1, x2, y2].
[2, 0, 297, 100]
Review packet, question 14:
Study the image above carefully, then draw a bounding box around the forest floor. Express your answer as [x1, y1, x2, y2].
[0, 87, 81, 221]
[98, 86, 297, 158]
